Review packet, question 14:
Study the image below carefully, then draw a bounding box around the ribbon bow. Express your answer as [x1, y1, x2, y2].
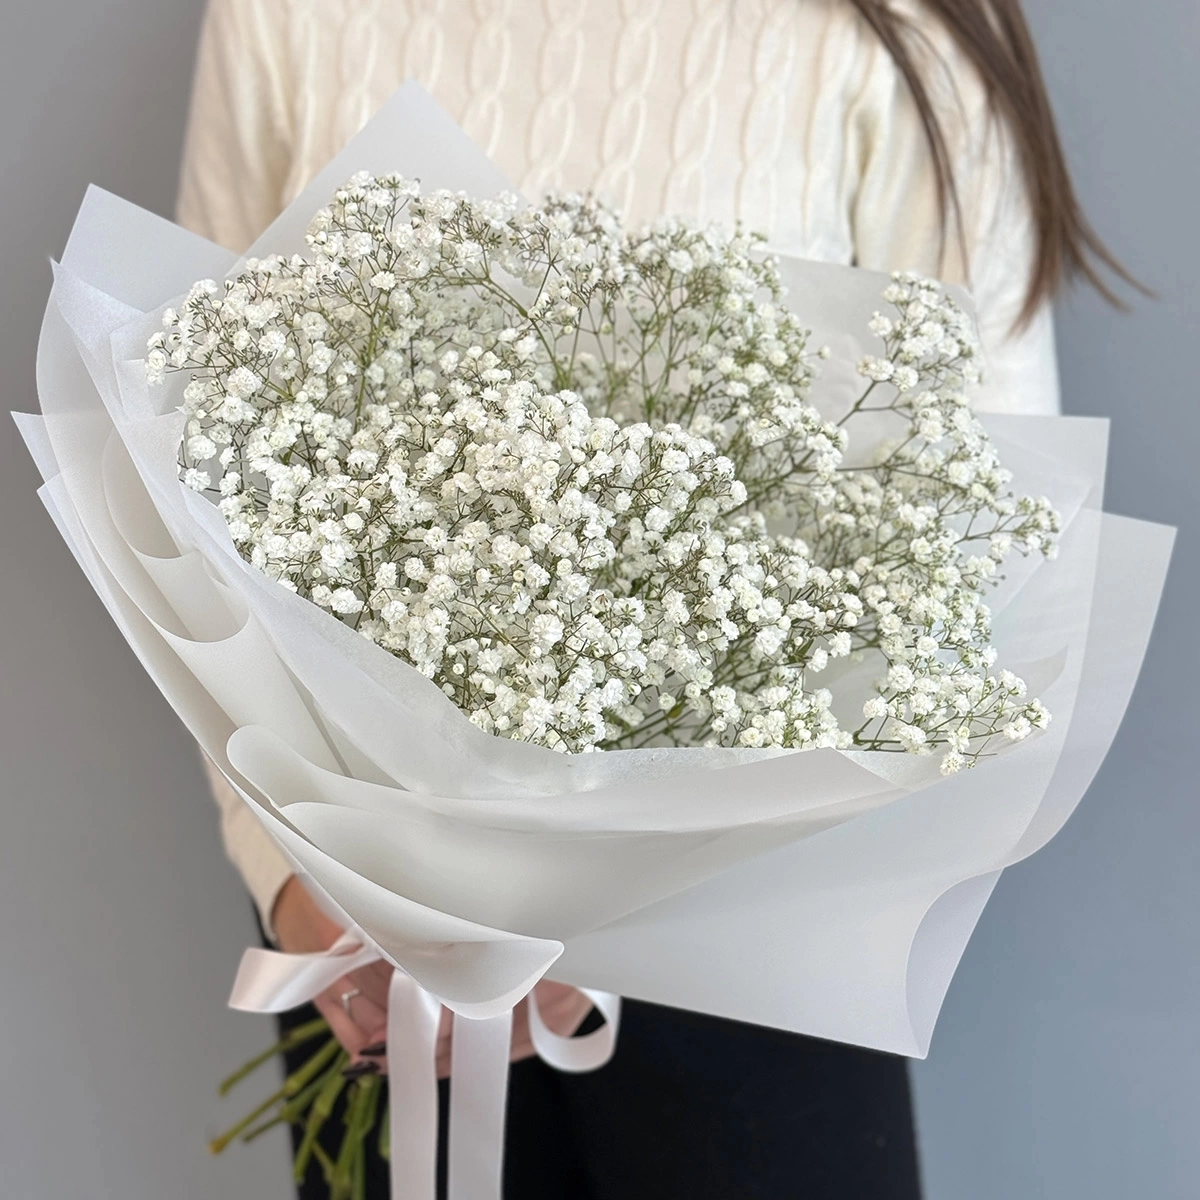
[229, 932, 620, 1200]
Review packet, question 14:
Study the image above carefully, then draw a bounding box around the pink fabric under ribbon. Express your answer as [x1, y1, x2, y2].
[229, 932, 621, 1200]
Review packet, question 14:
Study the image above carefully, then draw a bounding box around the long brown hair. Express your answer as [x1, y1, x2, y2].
[848, 0, 1142, 326]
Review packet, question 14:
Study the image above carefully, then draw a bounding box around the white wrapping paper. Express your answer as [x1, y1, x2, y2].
[17, 82, 1173, 1195]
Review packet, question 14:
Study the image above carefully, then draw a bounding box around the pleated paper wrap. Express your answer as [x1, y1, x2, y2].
[17, 85, 1172, 1200]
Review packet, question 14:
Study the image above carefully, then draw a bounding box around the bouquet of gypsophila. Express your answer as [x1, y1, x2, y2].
[152, 173, 1057, 769]
[147, 175, 1057, 1188]
[25, 74, 1170, 1197]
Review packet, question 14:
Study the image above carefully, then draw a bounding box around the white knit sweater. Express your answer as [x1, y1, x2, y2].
[177, 0, 1061, 935]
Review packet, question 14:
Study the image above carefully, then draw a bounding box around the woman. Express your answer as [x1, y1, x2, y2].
[179, 2, 1130, 1196]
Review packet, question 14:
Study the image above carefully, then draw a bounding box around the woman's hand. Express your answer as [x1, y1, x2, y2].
[270, 876, 592, 1077]
[271, 875, 396, 1067]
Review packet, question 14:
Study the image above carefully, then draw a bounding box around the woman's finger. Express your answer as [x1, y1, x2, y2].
[348, 960, 393, 1013]
[320, 975, 387, 1051]
[314, 991, 374, 1060]
[336, 974, 389, 1034]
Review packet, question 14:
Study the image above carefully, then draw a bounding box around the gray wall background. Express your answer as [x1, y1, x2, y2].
[911, 3, 1200, 1199]
[0, 2, 288, 1197]
[0, 2, 1194, 1198]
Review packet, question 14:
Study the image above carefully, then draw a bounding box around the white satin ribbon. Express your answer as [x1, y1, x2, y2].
[228, 933, 620, 1200]
[528, 986, 621, 1073]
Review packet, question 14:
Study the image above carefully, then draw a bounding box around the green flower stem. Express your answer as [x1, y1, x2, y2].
[331, 1091, 360, 1196]
[353, 1142, 367, 1200]
[235, 1111, 289, 1146]
[356, 1079, 381, 1200]
[312, 1142, 336, 1182]
[293, 1052, 352, 1183]
[239, 1063, 337, 1145]
[209, 1082, 292, 1155]
[212, 1035, 343, 1157]
[286, 1034, 344, 1092]
[333, 1077, 377, 1198]
[218, 1017, 329, 1097]
[377, 1101, 391, 1162]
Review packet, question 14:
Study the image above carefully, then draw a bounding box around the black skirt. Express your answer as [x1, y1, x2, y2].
[278, 997, 922, 1200]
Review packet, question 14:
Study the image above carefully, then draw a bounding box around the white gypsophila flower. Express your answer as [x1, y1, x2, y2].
[153, 179, 1057, 758]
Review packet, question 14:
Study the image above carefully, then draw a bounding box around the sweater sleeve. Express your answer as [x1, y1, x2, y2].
[177, 0, 298, 938]
[200, 753, 295, 942]
[846, 6, 1061, 416]
[176, 0, 294, 255]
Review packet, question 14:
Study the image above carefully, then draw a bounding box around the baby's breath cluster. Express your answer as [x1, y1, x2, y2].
[149, 173, 1057, 769]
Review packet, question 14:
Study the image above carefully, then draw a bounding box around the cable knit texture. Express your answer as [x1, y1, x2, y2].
[177, 0, 1062, 933]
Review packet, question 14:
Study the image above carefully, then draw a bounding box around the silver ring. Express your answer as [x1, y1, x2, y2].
[340, 987, 363, 1017]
